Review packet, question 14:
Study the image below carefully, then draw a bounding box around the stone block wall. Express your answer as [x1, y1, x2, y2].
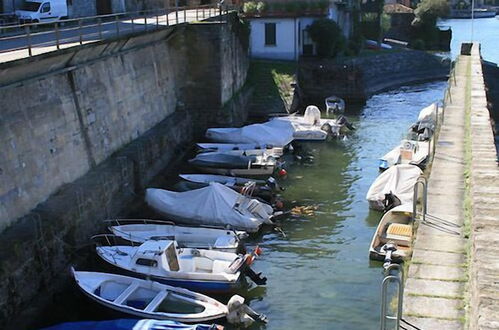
[298, 50, 449, 105]
[468, 44, 499, 330]
[0, 14, 249, 327]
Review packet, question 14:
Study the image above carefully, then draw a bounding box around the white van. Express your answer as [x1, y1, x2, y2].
[15, 0, 68, 24]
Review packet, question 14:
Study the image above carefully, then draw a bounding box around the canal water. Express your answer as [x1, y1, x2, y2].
[243, 81, 446, 330]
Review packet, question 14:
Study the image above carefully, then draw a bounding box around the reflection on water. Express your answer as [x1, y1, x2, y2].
[32, 81, 446, 330]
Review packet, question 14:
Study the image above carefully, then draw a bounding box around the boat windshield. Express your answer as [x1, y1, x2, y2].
[21, 2, 41, 11]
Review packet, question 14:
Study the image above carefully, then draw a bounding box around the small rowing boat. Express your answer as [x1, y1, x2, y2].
[369, 204, 414, 262]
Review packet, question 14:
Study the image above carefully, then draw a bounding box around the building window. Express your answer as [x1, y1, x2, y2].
[264, 23, 276, 46]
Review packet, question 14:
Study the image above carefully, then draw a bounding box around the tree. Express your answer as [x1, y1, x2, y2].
[410, 0, 449, 50]
[412, 0, 450, 27]
[308, 19, 345, 58]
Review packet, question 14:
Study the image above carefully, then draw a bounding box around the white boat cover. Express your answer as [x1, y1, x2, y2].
[206, 120, 294, 147]
[366, 164, 422, 210]
[418, 103, 437, 123]
[145, 183, 274, 232]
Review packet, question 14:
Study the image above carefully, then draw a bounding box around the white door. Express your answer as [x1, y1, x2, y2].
[38, 2, 55, 22]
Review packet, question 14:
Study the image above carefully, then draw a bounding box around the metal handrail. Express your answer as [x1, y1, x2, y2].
[0, 4, 223, 58]
[380, 263, 404, 330]
[412, 176, 427, 222]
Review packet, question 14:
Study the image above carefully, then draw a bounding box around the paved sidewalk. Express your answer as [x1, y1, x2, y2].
[402, 55, 469, 329]
[0, 9, 220, 63]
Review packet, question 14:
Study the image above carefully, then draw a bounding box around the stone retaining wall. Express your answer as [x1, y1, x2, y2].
[0, 13, 249, 327]
[298, 50, 449, 106]
[468, 43, 499, 330]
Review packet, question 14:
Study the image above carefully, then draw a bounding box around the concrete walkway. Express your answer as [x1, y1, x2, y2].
[402, 55, 469, 328]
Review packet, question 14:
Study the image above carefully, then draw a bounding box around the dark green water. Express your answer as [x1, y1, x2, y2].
[245, 81, 446, 330]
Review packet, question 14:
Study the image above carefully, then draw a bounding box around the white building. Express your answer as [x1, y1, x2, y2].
[247, 3, 352, 61]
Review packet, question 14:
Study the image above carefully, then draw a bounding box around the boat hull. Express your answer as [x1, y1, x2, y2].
[102, 262, 242, 293]
[193, 166, 275, 176]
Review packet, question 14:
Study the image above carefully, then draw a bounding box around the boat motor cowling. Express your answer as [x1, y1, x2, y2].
[382, 243, 398, 268]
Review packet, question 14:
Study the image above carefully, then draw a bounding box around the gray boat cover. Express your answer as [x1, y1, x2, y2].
[366, 164, 422, 211]
[206, 120, 294, 147]
[145, 183, 274, 232]
[189, 153, 256, 169]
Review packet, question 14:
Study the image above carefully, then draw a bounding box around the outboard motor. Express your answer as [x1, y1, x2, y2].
[266, 176, 284, 192]
[227, 295, 268, 326]
[337, 115, 355, 131]
[383, 192, 401, 211]
[382, 243, 398, 269]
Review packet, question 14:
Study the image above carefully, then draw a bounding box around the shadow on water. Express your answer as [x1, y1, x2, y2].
[32, 81, 446, 330]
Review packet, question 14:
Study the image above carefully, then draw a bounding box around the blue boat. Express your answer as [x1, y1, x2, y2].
[43, 319, 220, 330]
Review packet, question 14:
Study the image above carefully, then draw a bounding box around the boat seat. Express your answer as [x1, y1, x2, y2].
[143, 290, 169, 312]
[193, 257, 213, 273]
[212, 260, 229, 274]
[113, 282, 140, 305]
[385, 223, 412, 246]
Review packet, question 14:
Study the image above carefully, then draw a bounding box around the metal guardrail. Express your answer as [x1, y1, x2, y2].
[380, 263, 404, 330]
[0, 4, 226, 58]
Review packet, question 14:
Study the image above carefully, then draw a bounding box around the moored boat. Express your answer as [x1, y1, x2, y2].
[72, 268, 228, 322]
[366, 164, 423, 211]
[94, 239, 265, 292]
[188, 152, 277, 176]
[379, 139, 430, 170]
[205, 120, 294, 147]
[177, 174, 278, 203]
[72, 268, 265, 325]
[369, 204, 414, 262]
[145, 183, 277, 233]
[270, 106, 353, 140]
[325, 96, 346, 114]
[107, 219, 247, 252]
[43, 318, 222, 330]
[197, 143, 284, 157]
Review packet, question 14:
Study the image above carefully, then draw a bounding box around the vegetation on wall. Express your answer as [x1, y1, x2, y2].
[242, 0, 329, 15]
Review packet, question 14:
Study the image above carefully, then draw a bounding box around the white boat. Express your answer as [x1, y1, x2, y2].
[379, 140, 429, 170]
[206, 120, 294, 147]
[72, 269, 228, 322]
[418, 103, 438, 123]
[145, 183, 277, 233]
[325, 96, 346, 114]
[188, 151, 277, 176]
[369, 203, 414, 262]
[197, 143, 284, 157]
[271, 106, 354, 139]
[366, 164, 422, 211]
[107, 219, 248, 252]
[94, 239, 260, 292]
